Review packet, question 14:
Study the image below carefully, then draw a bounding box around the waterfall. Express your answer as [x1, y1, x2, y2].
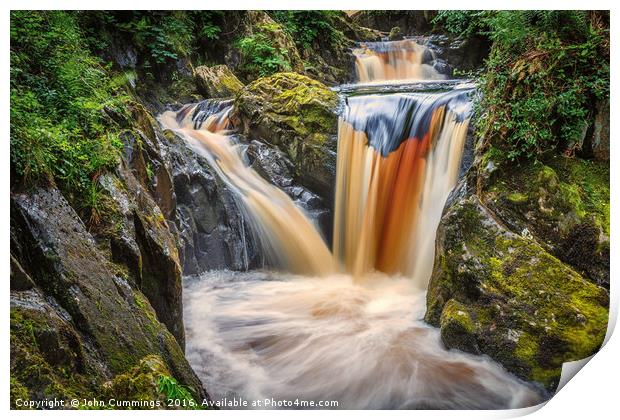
[333, 90, 472, 285]
[159, 102, 334, 276]
[353, 39, 445, 83]
[179, 40, 543, 409]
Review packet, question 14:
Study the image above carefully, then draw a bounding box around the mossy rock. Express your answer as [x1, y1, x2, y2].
[232, 72, 339, 200]
[426, 195, 609, 391]
[194, 65, 244, 99]
[103, 355, 196, 409]
[481, 156, 609, 287]
[10, 188, 207, 403]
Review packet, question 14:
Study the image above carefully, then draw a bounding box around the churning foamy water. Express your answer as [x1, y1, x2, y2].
[184, 271, 543, 409]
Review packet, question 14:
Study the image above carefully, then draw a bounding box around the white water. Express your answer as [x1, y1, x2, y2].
[184, 271, 543, 409]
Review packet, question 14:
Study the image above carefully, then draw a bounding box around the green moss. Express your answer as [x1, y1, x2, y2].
[549, 157, 610, 235]
[441, 299, 475, 333]
[427, 196, 609, 390]
[10, 307, 97, 404]
[10, 376, 30, 409]
[507, 192, 528, 203]
[235, 72, 337, 150]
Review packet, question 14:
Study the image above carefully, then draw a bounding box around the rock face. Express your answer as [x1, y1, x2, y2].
[425, 175, 609, 392]
[163, 129, 263, 274]
[416, 34, 491, 73]
[10, 188, 207, 404]
[479, 153, 610, 288]
[351, 11, 437, 34]
[194, 65, 244, 98]
[232, 72, 339, 204]
[421, 108, 609, 394]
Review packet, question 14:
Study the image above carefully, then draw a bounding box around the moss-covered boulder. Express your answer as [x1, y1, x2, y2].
[425, 194, 609, 391]
[194, 65, 244, 98]
[103, 355, 200, 409]
[232, 72, 339, 201]
[10, 188, 207, 404]
[480, 154, 610, 288]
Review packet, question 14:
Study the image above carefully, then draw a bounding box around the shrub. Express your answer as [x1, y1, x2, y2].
[269, 11, 343, 50]
[236, 26, 292, 77]
[436, 11, 609, 161]
[10, 11, 127, 208]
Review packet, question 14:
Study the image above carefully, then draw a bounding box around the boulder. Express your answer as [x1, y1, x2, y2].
[479, 154, 610, 288]
[232, 72, 339, 203]
[194, 65, 244, 98]
[10, 188, 207, 402]
[162, 130, 263, 274]
[425, 194, 609, 391]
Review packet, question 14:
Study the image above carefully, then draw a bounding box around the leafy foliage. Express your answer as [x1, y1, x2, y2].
[10, 11, 127, 203]
[156, 375, 199, 409]
[79, 11, 224, 71]
[236, 24, 292, 77]
[437, 11, 609, 161]
[269, 11, 343, 50]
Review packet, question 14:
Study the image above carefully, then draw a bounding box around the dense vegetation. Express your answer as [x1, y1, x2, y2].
[10, 10, 352, 213]
[434, 11, 609, 160]
[10, 11, 129, 220]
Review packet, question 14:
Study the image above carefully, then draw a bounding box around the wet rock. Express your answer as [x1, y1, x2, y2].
[10, 255, 35, 291]
[232, 72, 339, 204]
[99, 163, 185, 347]
[417, 34, 490, 73]
[425, 194, 608, 391]
[351, 11, 437, 35]
[480, 156, 609, 288]
[162, 130, 262, 274]
[431, 59, 453, 77]
[194, 64, 244, 98]
[10, 188, 207, 402]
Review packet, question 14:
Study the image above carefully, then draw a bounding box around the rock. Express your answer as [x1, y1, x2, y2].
[10, 255, 35, 291]
[479, 155, 610, 288]
[351, 11, 437, 35]
[232, 72, 339, 203]
[102, 355, 200, 409]
[10, 188, 207, 402]
[425, 194, 609, 391]
[100, 164, 185, 347]
[246, 139, 332, 240]
[388, 26, 403, 41]
[194, 65, 244, 98]
[415, 34, 490, 73]
[591, 99, 610, 161]
[162, 130, 262, 274]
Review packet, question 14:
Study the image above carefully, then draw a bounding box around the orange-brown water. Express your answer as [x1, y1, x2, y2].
[159, 102, 334, 276]
[333, 91, 470, 285]
[354, 39, 445, 83]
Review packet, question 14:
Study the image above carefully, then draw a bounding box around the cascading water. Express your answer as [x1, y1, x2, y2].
[353, 39, 445, 83]
[169, 39, 545, 409]
[334, 90, 471, 280]
[159, 103, 334, 276]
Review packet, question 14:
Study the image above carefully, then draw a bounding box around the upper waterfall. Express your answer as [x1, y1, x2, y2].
[353, 39, 447, 83]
